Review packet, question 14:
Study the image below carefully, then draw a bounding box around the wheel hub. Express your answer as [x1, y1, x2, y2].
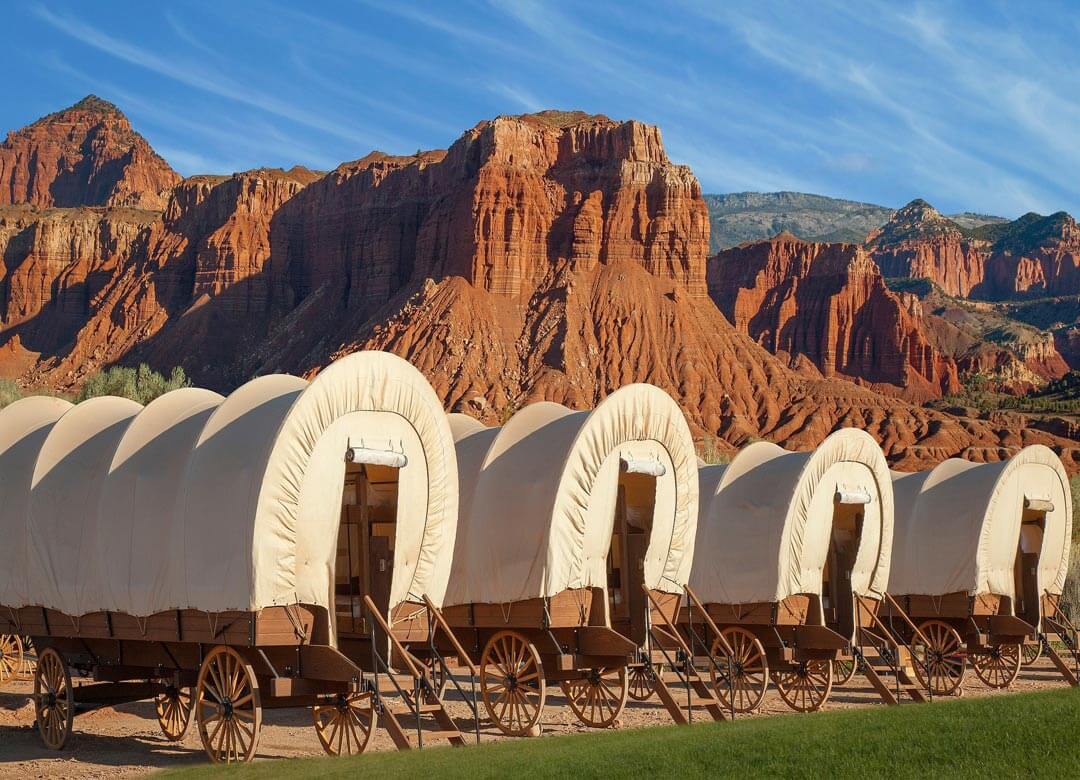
[505, 673, 517, 691]
[587, 669, 601, 685]
[223, 698, 234, 718]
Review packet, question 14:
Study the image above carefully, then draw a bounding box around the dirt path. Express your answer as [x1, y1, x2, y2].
[1, 658, 1073, 778]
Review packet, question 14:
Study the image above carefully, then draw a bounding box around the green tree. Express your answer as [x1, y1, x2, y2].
[76, 364, 191, 404]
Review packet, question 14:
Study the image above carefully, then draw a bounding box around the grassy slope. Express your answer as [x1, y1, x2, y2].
[168, 687, 1080, 779]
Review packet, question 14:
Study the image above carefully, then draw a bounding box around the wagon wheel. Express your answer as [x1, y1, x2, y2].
[1021, 641, 1043, 666]
[972, 644, 1021, 689]
[627, 663, 658, 701]
[195, 645, 262, 763]
[480, 630, 546, 736]
[34, 647, 74, 750]
[911, 620, 966, 696]
[312, 691, 377, 756]
[560, 667, 628, 728]
[833, 657, 858, 686]
[710, 628, 768, 713]
[0, 634, 22, 687]
[18, 636, 38, 680]
[155, 683, 194, 741]
[771, 660, 832, 712]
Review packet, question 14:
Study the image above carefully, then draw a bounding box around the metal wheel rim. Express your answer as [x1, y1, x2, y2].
[973, 644, 1021, 689]
[34, 647, 73, 750]
[912, 620, 966, 696]
[312, 691, 376, 756]
[195, 646, 262, 763]
[771, 659, 832, 712]
[560, 667, 628, 728]
[156, 685, 194, 741]
[480, 630, 546, 737]
[710, 628, 769, 713]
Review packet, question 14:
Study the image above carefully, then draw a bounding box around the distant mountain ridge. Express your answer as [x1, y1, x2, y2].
[704, 191, 1006, 252]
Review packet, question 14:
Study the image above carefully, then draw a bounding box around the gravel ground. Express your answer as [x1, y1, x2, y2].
[0, 657, 1073, 778]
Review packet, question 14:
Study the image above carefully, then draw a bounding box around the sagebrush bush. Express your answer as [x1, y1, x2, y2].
[0, 378, 23, 409]
[76, 364, 191, 404]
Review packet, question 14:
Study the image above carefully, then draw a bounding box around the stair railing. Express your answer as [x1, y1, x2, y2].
[364, 595, 425, 748]
[421, 594, 481, 744]
[856, 595, 933, 702]
[683, 586, 737, 720]
[642, 586, 731, 722]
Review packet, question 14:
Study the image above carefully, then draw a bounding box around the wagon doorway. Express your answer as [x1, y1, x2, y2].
[822, 495, 866, 640]
[608, 461, 661, 646]
[1014, 501, 1050, 627]
[334, 454, 403, 642]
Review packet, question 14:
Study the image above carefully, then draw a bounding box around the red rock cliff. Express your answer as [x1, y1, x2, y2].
[0, 104, 1072, 472]
[866, 199, 988, 296]
[708, 232, 960, 401]
[0, 96, 180, 211]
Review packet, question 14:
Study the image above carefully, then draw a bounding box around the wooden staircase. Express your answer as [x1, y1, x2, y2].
[1041, 594, 1079, 687]
[853, 596, 929, 705]
[643, 586, 730, 724]
[363, 595, 473, 750]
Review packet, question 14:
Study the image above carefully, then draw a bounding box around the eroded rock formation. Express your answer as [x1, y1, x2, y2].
[867, 200, 1080, 301]
[0, 96, 180, 211]
[707, 233, 960, 401]
[0, 103, 1073, 471]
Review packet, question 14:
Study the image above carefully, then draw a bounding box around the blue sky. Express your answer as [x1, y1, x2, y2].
[5, 1, 1080, 217]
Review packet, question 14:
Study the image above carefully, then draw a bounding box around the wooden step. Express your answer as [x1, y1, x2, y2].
[412, 730, 464, 743]
[386, 701, 445, 715]
[1045, 644, 1079, 687]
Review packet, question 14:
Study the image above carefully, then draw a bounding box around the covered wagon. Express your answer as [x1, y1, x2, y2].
[439, 384, 717, 735]
[885, 445, 1075, 694]
[0, 396, 73, 689]
[687, 429, 923, 712]
[0, 351, 473, 763]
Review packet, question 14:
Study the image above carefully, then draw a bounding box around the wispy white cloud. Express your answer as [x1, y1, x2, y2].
[485, 82, 544, 113]
[32, 3, 409, 151]
[15, 1, 1080, 216]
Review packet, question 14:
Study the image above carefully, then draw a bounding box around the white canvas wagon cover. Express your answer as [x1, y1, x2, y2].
[444, 384, 698, 606]
[689, 428, 894, 605]
[888, 445, 1072, 600]
[0, 396, 73, 610]
[0, 351, 459, 618]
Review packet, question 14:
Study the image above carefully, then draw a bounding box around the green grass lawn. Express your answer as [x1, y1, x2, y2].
[168, 687, 1080, 779]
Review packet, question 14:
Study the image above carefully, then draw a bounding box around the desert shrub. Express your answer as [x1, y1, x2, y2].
[699, 435, 732, 465]
[76, 364, 191, 404]
[0, 378, 23, 409]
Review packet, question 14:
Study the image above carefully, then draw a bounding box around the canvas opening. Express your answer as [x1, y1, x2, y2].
[822, 501, 864, 639]
[1013, 508, 1047, 625]
[607, 470, 658, 644]
[334, 462, 400, 638]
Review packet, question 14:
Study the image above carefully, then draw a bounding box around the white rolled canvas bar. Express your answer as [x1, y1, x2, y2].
[621, 457, 667, 477]
[345, 446, 408, 468]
